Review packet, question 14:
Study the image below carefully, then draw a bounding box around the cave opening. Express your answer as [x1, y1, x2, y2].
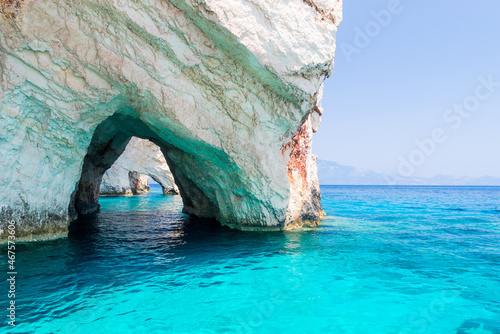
[68, 111, 220, 225]
[98, 136, 180, 197]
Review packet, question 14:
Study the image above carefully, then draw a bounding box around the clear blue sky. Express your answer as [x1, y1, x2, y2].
[313, 0, 500, 178]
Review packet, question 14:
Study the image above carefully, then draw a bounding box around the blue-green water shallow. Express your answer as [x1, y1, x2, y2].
[2, 185, 500, 333]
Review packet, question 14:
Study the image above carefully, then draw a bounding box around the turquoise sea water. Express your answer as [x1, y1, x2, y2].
[2, 185, 500, 333]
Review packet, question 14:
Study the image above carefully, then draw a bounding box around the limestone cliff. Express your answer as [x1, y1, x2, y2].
[0, 0, 342, 242]
[100, 137, 179, 195]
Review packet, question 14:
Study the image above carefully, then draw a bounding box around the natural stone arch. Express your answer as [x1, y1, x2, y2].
[100, 137, 179, 196]
[69, 110, 286, 227]
[0, 0, 341, 242]
[68, 112, 223, 221]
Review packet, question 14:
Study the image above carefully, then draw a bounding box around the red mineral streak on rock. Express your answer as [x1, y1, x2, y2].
[302, 0, 340, 26]
[287, 118, 311, 192]
[0, 0, 23, 20]
[313, 105, 322, 116]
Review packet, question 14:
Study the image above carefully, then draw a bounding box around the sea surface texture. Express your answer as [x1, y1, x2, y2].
[2, 185, 500, 333]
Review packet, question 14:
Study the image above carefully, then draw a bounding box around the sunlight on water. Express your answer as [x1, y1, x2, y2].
[2, 185, 500, 333]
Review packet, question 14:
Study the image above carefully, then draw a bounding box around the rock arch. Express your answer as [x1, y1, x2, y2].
[0, 0, 342, 242]
[99, 137, 179, 196]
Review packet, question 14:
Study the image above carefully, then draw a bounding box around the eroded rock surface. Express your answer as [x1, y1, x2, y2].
[127, 171, 150, 195]
[0, 0, 342, 242]
[100, 137, 179, 195]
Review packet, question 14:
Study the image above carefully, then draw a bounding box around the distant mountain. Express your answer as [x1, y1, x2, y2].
[317, 160, 500, 186]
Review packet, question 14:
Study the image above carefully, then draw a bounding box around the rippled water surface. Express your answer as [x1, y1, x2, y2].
[2, 185, 500, 333]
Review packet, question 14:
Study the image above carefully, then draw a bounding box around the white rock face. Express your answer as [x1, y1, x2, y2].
[0, 0, 341, 242]
[100, 137, 179, 195]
